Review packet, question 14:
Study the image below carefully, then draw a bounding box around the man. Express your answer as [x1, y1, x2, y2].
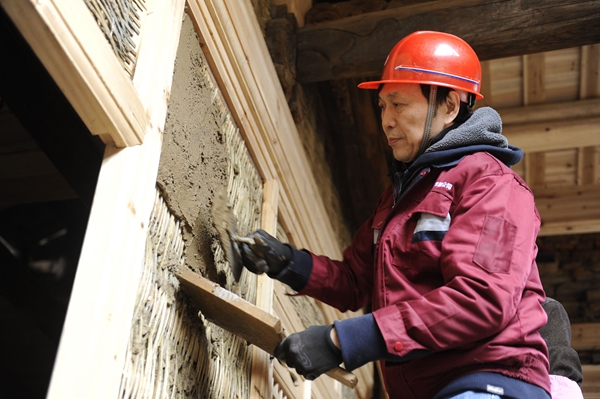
[240, 31, 550, 399]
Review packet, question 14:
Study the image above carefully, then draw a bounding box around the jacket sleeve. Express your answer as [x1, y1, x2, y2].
[294, 186, 394, 312]
[374, 168, 547, 356]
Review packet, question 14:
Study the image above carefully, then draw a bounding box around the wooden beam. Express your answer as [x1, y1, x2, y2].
[45, 0, 185, 397]
[571, 323, 600, 351]
[582, 365, 600, 398]
[575, 44, 600, 189]
[0, 0, 147, 147]
[538, 219, 600, 236]
[296, 0, 600, 82]
[498, 98, 600, 125]
[502, 117, 600, 154]
[251, 180, 279, 399]
[272, 283, 313, 399]
[534, 185, 600, 236]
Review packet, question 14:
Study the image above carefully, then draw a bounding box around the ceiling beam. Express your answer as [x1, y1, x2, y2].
[296, 0, 600, 82]
[500, 100, 600, 177]
[498, 98, 600, 125]
[539, 219, 600, 237]
[534, 185, 600, 236]
[502, 117, 600, 153]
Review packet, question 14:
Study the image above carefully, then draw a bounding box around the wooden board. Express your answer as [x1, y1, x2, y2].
[251, 179, 279, 399]
[176, 267, 358, 389]
[45, 0, 186, 397]
[176, 267, 285, 355]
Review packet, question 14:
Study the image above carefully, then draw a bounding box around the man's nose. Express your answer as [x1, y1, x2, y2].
[382, 107, 395, 130]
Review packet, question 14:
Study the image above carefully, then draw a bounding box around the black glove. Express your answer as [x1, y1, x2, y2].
[274, 325, 343, 381]
[239, 229, 292, 277]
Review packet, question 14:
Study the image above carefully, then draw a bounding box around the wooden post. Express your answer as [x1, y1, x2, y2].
[45, 0, 185, 397]
[251, 179, 280, 399]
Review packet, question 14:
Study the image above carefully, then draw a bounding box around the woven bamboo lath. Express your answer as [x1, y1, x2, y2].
[119, 191, 208, 398]
[83, 0, 145, 75]
[119, 50, 265, 397]
[118, 189, 258, 398]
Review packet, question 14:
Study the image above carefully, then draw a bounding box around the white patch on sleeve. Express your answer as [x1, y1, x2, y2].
[414, 213, 451, 234]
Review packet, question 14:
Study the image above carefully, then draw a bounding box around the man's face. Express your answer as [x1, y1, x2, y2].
[378, 83, 446, 163]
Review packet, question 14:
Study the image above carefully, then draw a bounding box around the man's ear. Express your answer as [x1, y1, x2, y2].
[444, 91, 461, 124]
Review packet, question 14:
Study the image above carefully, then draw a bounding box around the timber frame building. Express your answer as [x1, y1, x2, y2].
[0, 1, 600, 398]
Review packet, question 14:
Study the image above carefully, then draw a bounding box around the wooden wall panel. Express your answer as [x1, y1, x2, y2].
[45, 0, 186, 397]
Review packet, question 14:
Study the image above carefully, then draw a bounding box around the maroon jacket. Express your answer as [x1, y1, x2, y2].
[301, 152, 550, 398]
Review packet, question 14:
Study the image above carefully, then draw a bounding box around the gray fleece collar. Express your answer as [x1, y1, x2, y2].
[425, 107, 507, 153]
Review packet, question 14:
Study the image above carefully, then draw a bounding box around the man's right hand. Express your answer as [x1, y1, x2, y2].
[239, 229, 293, 277]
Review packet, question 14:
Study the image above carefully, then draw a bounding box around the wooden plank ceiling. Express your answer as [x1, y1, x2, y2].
[284, 0, 600, 237]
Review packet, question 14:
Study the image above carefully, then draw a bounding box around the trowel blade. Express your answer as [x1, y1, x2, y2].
[211, 187, 244, 281]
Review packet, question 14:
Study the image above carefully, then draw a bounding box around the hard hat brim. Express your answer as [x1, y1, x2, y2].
[357, 79, 484, 100]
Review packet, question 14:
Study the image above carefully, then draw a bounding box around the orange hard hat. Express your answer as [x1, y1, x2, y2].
[358, 31, 484, 101]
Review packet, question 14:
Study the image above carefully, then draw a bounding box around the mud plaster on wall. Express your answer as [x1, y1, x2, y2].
[153, 15, 354, 397]
[156, 15, 228, 281]
[150, 16, 255, 398]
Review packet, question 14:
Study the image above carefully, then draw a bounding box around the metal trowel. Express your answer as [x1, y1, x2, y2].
[211, 187, 256, 281]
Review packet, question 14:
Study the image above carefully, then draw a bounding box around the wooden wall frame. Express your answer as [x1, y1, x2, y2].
[3, 0, 374, 397]
[186, 0, 343, 260]
[31, 0, 186, 397]
[186, 1, 373, 398]
[0, 0, 147, 147]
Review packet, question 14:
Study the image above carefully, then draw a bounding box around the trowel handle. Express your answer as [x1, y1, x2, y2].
[326, 366, 358, 388]
[231, 234, 255, 245]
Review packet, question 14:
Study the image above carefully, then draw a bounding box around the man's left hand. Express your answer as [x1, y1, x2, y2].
[274, 325, 343, 380]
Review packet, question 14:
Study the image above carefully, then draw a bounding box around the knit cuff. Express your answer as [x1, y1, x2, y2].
[334, 313, 401, 370]
[269, 245, 313, 292]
